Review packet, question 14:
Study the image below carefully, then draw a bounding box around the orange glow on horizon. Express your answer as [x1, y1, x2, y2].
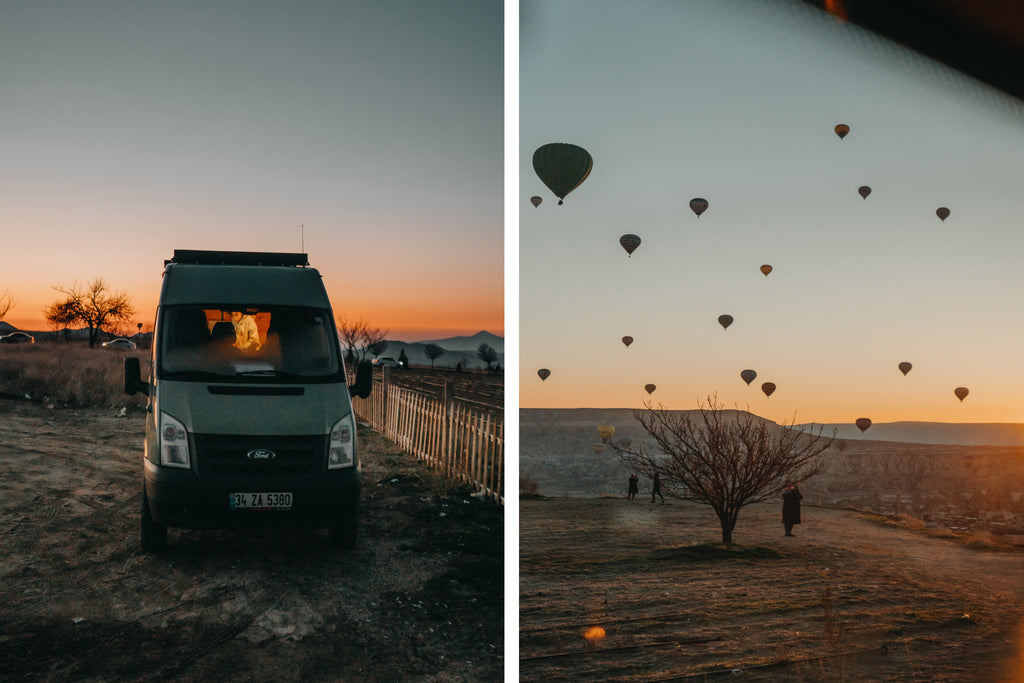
[520, 373, 1024, 425]
[3, 287, 502, 343]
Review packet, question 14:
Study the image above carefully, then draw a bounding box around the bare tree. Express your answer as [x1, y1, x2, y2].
[50, 278, 136, 348]
[336, 317, 390, 362]
[362, 326, 389, 360]
[476, 343, 498, 371]
[424, 343, 445, 368]
[337, 318, 368, 363]
[613, 396, 834, 545]
[44, 299, 79, 342]
[0, 289, 14, 321]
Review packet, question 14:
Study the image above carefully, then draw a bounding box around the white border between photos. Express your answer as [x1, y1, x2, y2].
[503, 1, 520, 681]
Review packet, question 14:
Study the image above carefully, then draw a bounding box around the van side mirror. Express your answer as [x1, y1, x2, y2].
[124, 357, 149, 396]
[349, 361, 372, 399]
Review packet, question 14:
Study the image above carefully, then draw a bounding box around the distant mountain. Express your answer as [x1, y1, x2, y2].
[796, 421, 1024, 446]
[520, 408, 1024, 497]
[373, 331, 504, 370]
[415, 330, 503, 354]
[520, 408, 1024, 448]
[0, 321, 16, 334]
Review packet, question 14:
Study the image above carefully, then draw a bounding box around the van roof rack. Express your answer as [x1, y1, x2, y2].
[167, 250, 310, 267]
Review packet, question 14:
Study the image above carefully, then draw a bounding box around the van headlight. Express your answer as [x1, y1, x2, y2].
[159, 411, 191, 468]
[328, 414, 355, 469]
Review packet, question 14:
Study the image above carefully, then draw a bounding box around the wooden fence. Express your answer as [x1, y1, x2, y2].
[351, 370, 504, 505]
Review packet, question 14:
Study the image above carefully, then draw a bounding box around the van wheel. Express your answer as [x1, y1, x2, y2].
[329, 516, 358, 549]
[141, 489, 167, 553]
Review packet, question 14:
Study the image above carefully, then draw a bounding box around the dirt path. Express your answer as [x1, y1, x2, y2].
[520, 497, 1024, 682]
[0, 400, 502, 682]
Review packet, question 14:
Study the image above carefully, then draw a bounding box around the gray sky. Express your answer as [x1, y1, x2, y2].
[520, 0, 1024, 423]
[2, 0, 503, 340]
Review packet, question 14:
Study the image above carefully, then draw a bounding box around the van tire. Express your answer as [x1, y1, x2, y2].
[141, 489, 168, 553]
[329, 516, 358, 549]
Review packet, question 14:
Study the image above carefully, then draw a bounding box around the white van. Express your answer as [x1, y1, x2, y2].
[124, 250, 371, 552]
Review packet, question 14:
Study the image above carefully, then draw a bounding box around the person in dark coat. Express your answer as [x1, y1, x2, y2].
[651, 471, 664, 503]
[782, 484, 802, 536]
[627, 473, 639, 500]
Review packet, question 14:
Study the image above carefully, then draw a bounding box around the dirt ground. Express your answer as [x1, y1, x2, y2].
[0, 400, 503, 682]
[520, 497, 1024, 682]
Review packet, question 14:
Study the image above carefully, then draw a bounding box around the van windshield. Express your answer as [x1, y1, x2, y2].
[158, 305, 341, 381]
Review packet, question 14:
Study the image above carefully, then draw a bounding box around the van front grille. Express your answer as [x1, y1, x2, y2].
[195, 434, 324, 476]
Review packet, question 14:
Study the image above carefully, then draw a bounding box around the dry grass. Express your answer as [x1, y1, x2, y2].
[0, 342, 150, 409]
[894, 512, 928, 530]
[867, 511, 1024, 551]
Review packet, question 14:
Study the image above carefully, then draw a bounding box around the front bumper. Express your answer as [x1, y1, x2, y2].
[143, 457, 360, 529]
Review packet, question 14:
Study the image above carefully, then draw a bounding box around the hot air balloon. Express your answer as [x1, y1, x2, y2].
[834, 123, 850, 139]
[537, 368, 551, 381]
[954, 387, 969, 402]
[740, 369, 757, 386]
[621, 336, 633, 347]
[761, 382, 776, 398]
[597, 425, 615, 442]
[530, 195, 542, 208]
[532, 143, 593, 205]
[855, 417, 872, 433]
[617, 435, 633, 448]
[898, 362, 912, 376]
[644, 383, 657, 395]
[718, 314, 733, 330]
[689, 198, 709, 217]
[936, 207, 950, 221]
[858, 185, 871, 199]
[760, 264, 773, 277]
[592, 443, 605, 455]
[619, 234, 641, 256]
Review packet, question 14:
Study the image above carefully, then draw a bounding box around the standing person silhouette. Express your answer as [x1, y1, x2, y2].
[651, 471, 664, 503]
[783, 484, 803, 536]
[627, 473, 639, 500]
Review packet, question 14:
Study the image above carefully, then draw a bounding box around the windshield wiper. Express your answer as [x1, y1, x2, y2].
[237, 370, 306, 379]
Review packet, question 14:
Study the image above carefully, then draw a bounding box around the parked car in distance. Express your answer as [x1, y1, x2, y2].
[0, 332, 35, 344]
[372, 356, 399, 368]
[102, 338, 137, 350]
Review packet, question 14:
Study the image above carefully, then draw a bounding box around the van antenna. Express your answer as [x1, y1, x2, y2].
[300, 224, 304, 253]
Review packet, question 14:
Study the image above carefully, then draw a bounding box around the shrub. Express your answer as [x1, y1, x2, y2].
[520, 474, 539, 496]
[895, 513, 927, 531]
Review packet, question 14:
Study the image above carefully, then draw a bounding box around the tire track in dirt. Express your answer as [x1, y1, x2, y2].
[2, 493, 60, 536]
[2, 400, 503, 682]
[138, 587, 279, 682]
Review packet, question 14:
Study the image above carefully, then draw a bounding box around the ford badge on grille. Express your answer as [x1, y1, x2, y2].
[247, 448, 277, 462]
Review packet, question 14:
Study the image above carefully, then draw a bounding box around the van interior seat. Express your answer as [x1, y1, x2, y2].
[211, 321, 234, 345]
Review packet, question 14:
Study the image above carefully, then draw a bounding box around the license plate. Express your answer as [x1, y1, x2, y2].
[230, 492, 292, 510]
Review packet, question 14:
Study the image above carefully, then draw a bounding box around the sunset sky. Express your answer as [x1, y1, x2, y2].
[520, 0, 1024, 424]
[0, 0, 503, 341]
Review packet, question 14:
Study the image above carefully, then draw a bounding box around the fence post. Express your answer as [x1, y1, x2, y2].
[359, 371, 503, 505]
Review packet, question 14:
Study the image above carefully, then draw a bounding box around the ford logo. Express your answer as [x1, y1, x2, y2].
[247, 448, 277, 463]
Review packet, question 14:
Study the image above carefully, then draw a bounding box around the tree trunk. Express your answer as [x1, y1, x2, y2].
[718, 513, 736, 546]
